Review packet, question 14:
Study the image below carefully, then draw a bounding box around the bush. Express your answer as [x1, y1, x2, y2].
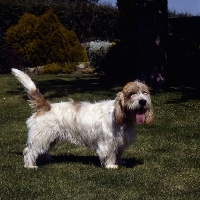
[64, 62, 77, 74]
[6, 13, 39, 53]
[85, 41, 114, 68]
[6, 9, 88, 67]
[0, 46, 25, 74]
[42, 63, 63, 74]
[42, 63, 76, 74]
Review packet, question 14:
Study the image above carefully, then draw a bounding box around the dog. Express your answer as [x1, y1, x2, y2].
[12, 68, 153, 169]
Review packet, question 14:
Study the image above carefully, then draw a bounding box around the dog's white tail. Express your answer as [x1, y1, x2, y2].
[12, 68, 37, 92]
[12, 68, 51, 113]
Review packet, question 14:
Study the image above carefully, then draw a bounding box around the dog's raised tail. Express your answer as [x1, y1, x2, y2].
[12, 68, 51, 113]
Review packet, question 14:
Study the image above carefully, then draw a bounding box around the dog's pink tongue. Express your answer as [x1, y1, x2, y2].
[136, 110, 145, 124]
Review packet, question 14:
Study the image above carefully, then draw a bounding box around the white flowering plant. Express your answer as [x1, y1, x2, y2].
[84, 41, 114, 68]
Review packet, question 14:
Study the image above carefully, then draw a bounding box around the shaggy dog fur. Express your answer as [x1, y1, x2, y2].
[12, 68, 153, 169]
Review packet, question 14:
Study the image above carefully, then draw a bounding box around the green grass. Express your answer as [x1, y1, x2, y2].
[0, 74, 200, 199]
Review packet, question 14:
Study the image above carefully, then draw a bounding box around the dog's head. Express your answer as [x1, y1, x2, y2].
[114, 81, 154, 124]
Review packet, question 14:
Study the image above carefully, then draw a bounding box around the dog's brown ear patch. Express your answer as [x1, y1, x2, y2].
[114, 92, 126, 124]
[145, 109, 154, 124]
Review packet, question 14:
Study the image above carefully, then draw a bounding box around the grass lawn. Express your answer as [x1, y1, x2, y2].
[0, 73, 200, 199]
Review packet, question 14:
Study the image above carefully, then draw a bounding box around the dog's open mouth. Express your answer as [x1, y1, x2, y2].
[135, 108, 146, 124]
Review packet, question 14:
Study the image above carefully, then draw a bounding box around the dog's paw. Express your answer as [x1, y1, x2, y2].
[24, 165, 38, 169]
[105, 164, 119, 169]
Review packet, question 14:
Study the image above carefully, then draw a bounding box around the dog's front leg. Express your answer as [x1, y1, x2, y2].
[97, 143, 119, 169]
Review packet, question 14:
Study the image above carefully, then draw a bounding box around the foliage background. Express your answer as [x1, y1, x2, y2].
[6, 10, 88, 66]
[0, 0, 119, 46]
[0, 0, 200, 86]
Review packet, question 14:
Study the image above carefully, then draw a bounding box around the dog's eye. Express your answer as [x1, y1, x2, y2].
[143, 91, 148, 95]
[129, 92, 136, 96]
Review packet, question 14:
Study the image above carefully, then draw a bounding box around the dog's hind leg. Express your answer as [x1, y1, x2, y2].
[23, 137, 57, 168]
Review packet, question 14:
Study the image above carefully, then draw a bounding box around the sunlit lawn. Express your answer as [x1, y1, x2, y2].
[0, 73, 200, 199]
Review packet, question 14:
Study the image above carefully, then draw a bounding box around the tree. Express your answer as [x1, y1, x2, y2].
[100, 0, 168, 86]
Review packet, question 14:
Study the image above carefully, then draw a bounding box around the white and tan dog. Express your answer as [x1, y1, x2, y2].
[12, 68, 153, 169]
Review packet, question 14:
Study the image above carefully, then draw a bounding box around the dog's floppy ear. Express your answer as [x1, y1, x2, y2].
[145, 109, 154, 124]
[114, 92, 126, 124]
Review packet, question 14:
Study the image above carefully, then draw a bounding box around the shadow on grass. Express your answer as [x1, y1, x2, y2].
[9, 73, 200, 102]
[167, 87, 200, 103]
[151, 86, 200, 103]
[36, 154, 143, 169]
[11, 151, 143, 168]
[8, 75, 125, 100]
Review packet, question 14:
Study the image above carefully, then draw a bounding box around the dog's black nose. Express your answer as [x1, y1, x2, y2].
[139, 99, 146, 107]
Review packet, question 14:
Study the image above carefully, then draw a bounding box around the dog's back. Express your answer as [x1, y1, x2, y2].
[27, 100, 117, 149]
